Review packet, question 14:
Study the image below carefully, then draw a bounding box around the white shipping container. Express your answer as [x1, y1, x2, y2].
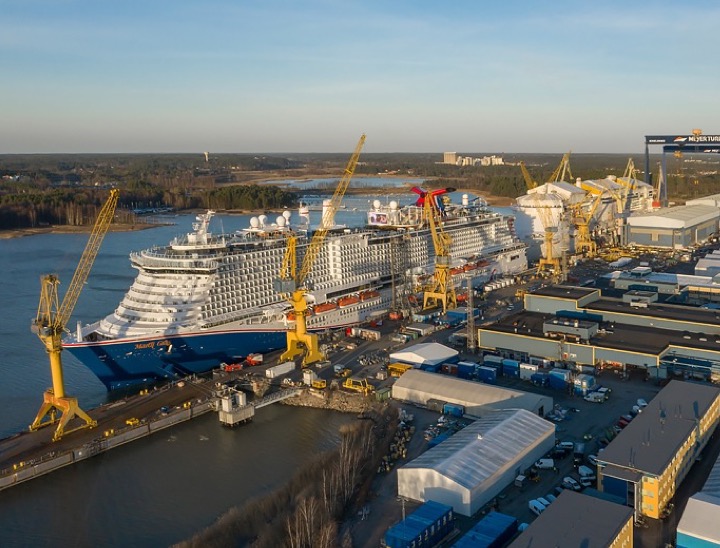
[519, 362, 538, 380]
[266, 361, 296, 378]
[302, 369, 318, 385]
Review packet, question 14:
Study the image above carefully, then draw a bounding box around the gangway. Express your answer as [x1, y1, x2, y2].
[216, 387, 302, 426]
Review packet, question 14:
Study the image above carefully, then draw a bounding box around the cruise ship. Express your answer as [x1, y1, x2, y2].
[65, 192, 527, 390]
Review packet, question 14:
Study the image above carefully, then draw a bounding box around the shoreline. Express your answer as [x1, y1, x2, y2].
[0, 223, 163, 240]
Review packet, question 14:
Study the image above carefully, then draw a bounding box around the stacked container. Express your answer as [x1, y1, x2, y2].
[501, 358, 520, 378]
[452, 511, 519, 548]
[573, 373, 596, 395]
[384, 500, 454, 548]
[477, 365, 497, 384]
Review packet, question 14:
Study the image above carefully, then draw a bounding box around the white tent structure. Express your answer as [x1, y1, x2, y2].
[389, 343, 458, 367]
[398, 409, 555, 516]
[391, 369, 553, 417]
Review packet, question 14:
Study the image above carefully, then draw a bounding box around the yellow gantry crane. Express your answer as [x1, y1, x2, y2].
[571, 193, 603, 257]
[30, 189, 119, 441]
[276, 135, 366, 366]
[422, 194, 457, 313]
[519, 161, 561, 275]
[548, 151, 574, 183]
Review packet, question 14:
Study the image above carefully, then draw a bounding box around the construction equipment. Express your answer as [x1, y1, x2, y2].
[30, 189, 119, 441]
[342, 377, 375, 395]
[276, 135, 366, 366]
[311, 379, 327, 390]
[571, 193, 603, 257]
[548, 151, 574, 183]
[421, 189, 457, 313]
[519, 159, 562, 276]
[387, 362, 413, 378]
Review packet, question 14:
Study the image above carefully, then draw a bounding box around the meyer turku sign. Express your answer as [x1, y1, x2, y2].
[646, 135, 720, 145]
[644, 133, 720, 207]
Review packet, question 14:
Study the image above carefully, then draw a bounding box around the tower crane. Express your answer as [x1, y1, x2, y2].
[421, 189, 457, 313]
[30, 189, 119, 441]
[616, 157, 639, 214]
[276, 135, 365, 366]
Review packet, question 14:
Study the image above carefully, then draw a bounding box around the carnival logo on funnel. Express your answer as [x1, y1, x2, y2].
[674, 136, 688, 143]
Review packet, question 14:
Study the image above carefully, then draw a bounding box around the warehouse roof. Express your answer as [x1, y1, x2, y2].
[509, 490, 633, 548]
[389, 343, 458, 366]
[597, 381, 720, 476]
[400, 409, 554, 491]
[529, 285, 599, 301]
[627, 204, 719, 229]
[677, 493, 720, 544]
[392, 369, 551, 413]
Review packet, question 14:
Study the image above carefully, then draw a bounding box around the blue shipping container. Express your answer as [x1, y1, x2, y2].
[385, 500, 454, 548]
[482, 354, 503, 366]
[549, 368, 572, 380]
[420, 363, 441, 373]
[457, 363, 477, 380]
[452, 511, 518, 548]
[477, 365, 497, 384]
[428, 431, 452, 447]
[502, 364, 520, 378]
[548, 376, 567, 391]
[443, 403, 465, 417]
[530, 372, 548, 386]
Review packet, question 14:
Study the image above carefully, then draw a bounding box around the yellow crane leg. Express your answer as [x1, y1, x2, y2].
[29, 343, 96, 441]
[30, 389, 97, 442]
[280, 291, 324, 366]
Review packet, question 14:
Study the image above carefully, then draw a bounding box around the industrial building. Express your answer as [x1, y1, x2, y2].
[508, 490, 634, 548]
[477, 285, 720, 382]
[677, 453, 720, 547]
[624, 204, 719, 249]
[389, 342, 459, 367]
[391, 369, 553, 417]
[596, 380, 720, 520]
[397, 409, 555, 516]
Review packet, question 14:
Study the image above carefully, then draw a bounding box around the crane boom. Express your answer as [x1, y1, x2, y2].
[30, 189, 119, 441]
[278, 135, 366, 366]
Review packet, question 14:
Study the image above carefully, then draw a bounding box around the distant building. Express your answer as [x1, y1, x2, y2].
[443, 152, 458, 165]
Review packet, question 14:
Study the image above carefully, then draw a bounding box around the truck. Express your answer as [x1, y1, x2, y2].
[265, 361, 295, 379]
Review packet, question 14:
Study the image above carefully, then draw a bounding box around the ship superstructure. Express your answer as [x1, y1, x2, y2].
[66, 194, 527, 389]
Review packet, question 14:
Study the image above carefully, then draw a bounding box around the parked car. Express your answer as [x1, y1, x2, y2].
[587, 454, 599, 466]
[637, 398, 648, 408]
[528, 499, 547, 516]
[535, 458, 555, 470]
[545, 493, 557, 503]
[537, 496, 552, 508]
[562, 476, 581, 491]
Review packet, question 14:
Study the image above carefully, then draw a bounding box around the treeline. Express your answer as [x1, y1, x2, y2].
[0, 184, 297, 230]
[178, 404, 397, 548]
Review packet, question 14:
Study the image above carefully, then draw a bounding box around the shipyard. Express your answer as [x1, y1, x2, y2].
[3, 129, 720, 547]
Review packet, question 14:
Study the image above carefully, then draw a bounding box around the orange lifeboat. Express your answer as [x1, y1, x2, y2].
[360, 290, 380, 301]
[450, 267, 464, 275]
[314, 302, 339, 314]
[338, 295, 360, 308]
[286, 311, 296, 321]
[457, 293, 467, 302]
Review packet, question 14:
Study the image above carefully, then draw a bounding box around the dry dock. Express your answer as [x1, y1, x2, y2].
[0, 373, 229, 491]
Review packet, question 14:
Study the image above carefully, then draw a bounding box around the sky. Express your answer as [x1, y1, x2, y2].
[1, 1, 719, 154]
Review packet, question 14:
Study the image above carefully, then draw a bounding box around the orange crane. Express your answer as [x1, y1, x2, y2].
[276, 135, 365, 366]
[30, 189, 119, 441]
[422, 192, 457, 313]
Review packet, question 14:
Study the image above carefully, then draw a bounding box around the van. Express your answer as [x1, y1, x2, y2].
[556, 441, 574, 451]
[577, 465, 596, 480]
[535, 458, 555, 470]
[537, 496, 552, 508]
[528, 499, 546, 516]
